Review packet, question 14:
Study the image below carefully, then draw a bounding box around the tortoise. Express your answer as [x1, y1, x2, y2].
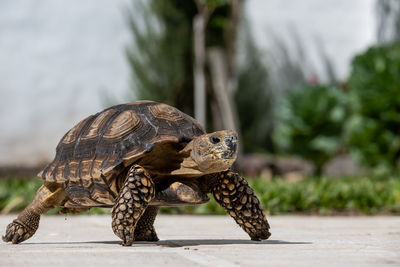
[2, 101, 270, 246]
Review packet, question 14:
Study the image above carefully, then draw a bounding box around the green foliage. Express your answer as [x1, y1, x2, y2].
[234, 26, 274, 153]
[0, 178, 109, 215]
[273, 85, 349, 175]
[0, 178, 42, 214]
[126, 0, 196, 115]
[346, 43, 400, 175]
[249, 176, 400, 215]
[199, 0, 228, 7]
[2, 176, 399, 216]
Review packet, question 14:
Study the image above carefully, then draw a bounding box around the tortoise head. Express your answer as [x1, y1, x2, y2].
[171, 130, 238, 176]
[181, 130, 238, 174]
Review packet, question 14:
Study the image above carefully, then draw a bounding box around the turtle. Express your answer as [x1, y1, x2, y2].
[2, 101, 270, 246]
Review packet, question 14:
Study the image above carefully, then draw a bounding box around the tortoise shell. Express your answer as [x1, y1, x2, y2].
[38, 101, 205, 207]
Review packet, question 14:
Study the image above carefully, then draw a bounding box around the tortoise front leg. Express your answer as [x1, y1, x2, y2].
[111, 165, 155, 246]
[2, 182, 67, 244]
[210, 171, 271, 241]
[134, 206, 159, 241]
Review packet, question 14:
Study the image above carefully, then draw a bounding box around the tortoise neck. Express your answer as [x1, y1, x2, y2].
[171, 141, 203, 177]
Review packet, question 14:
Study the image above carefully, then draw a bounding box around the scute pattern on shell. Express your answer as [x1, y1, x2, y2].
[37, 101, 205, 206]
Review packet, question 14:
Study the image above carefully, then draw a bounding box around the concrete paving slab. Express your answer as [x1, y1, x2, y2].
[0, 215, 399, 266]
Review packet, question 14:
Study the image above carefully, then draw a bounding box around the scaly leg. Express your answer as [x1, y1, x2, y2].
[111, 165, 155, 246]
[134, 206, 159, 241]
[2, 182, 67, 244]
[210, 171, 271, 241]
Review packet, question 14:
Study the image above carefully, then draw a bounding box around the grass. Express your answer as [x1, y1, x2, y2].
[0, 176, 399, 215]
[249, 176, 400, 215]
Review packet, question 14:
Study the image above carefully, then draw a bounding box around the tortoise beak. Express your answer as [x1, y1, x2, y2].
[222, 132, 238, 159]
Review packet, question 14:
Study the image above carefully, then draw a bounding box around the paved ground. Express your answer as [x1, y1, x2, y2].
[0, 215, 399, 266]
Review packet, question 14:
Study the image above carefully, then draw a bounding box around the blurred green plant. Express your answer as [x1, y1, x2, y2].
[248, 176, 400, 215]
[0, 178, 109, 215]
[254, 27, 339, 154]
[125, 0, 236, 118]
[126, 0, 197, 115]
[345, 43, 400, 176]
[2, 176, 399, 215]
[234, 23, 274, 153]
[0, 178, 41, 214]
[273, 85, 349, 175]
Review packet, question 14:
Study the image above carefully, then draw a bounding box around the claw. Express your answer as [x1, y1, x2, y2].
[12, 234, 20, 244]
[121, 230, 134, 246]
[2, 220, 34, 244]
[2, 235, 9, 242]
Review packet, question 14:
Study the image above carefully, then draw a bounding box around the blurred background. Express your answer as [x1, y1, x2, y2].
[0, 0, 399, 215]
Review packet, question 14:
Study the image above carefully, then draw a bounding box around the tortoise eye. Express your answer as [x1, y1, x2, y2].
[210, 135, 221, 144]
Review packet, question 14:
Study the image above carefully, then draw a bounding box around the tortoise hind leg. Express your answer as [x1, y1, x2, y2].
[111, 165, 155, 246]
[2, 182, 67, 244]
[134, 206, 159, 241]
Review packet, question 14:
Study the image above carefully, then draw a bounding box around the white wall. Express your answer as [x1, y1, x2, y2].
[0, 0, 132, 166]
[0, 0, 377, 166]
